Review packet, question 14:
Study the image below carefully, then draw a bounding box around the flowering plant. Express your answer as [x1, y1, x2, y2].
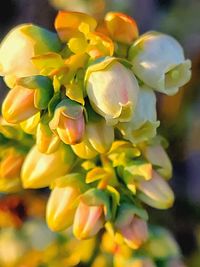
[0, 10, 191, 266]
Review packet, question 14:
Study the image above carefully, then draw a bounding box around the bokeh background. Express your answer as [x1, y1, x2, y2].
[0, 0, 200, 266]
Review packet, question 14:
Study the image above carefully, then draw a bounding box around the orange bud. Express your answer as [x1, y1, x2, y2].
[105, 12, 139, 44]
[2, 86, 38, 124]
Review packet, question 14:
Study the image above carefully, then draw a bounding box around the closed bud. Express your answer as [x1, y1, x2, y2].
[73, 201, 104, 240]
[2, 76, 54, 124]
[49, 99, 85, 145]
[0, 149, 24, 193]
[105, 12, 139, 44]
[142, 144, 172, 179]
[21, 144, 75, 188]
[0, 24, 61, 78]
[86, 119, 114, 154]
[47, 185, 80, 231]
[2, 86, 38, 124]
[129, 32, 191, 95]
[71, 138, 98, 159]
[36, 122, 60, 154]
[85, 58, 139, 125]
[117, 86, 159, 144]
[137, 171, 174, 209]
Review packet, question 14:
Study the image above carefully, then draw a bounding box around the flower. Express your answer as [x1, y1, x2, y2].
[36, 122, 60, 154]
[86, 118, 114, 154]
[115, 203, 148, 249]
[71, 138, 98, 159]
[2, 76, 54, 124]
[0, 149, 24, 193]
[46, 174, 85, 231]
[85, 58, 139, 125]
[129, 31, 191, 95]
[49, 99, 85, 145]
[117, 86, 160, 144]
[0, 24, 62, 79]
[141, 143, 172, 179]
[21, 144, 75, 188]
[137, 171, 174, 209]
[104, 12, 139, 44]
[73, 200, 104, 239]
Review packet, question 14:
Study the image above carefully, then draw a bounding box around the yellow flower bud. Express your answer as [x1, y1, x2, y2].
[46, 185, 80, 231]
[137, 171, 174, 209]
[21, 144, 75, 188]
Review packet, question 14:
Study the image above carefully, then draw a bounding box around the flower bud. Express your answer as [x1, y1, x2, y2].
[85, 58, 139, 125]
[49, 99, 85, 145]
[2, 86, 38, 124]
[2, 76, 54, 124]
[117, 86, 159, 144]
[20, 112, 40, 135]
[0, 24, 61, 78]
[71, 138, 98, 159]
[142, 144, 172, 179]
[137, 171, 174, 209]
[21, 144, 75, 188]
[73, 201, 104, 240]
[105, 12, 139, 44]
[0, 149, 24, 193]
[129, 32, 191, 95]
[86, 119, 114, 154]
[36, 122, 60, 154]
[119, 217, 148, 249]
[47, 185, 80, 231]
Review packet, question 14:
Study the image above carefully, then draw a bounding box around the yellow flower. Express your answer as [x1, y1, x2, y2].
[21, 144, 75, 188]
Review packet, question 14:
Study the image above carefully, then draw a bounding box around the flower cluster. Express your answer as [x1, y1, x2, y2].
[0, 10, 191, 252]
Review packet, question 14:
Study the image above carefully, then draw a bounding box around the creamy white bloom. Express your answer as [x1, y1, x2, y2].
[117, 86, 160, 144]
[0, 24, 61, 79]
[129, 31, 191, 95]
[85, 58, 139, 125]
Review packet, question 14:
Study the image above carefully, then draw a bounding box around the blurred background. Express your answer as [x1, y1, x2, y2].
[0, 0, 200, 266]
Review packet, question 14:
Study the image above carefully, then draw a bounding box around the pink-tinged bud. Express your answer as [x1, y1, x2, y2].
[46, 186, 79, 232]
[2, 86, 38, 124]
[49, 99, 85, 145]
[117, 216, 148, 249]
[142, 144, 172, 179]
[73, 201, 104, 240]
[137, 171, 174, 209]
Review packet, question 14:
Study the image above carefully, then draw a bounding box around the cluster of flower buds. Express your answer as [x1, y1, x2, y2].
[0, 10, 191, 253]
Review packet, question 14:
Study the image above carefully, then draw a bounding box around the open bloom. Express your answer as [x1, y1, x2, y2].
[0, 24, 61, 80]
[117, 86, 159, 144]
[73, 201, 104, 240]
[21, 144, 75, 188]
[129, 31, 191, 95]
[49, 99, 85, 145]
[137, 171, 174, 209]
[85, 58, 139, 125]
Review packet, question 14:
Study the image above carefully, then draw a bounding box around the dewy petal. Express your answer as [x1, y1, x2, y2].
[129, 32, 191, 95]
[117, 86, 159, 144]
[55, 11, 97, 42]
[2, 86, 38, 124]
[105, 12, 139, 44]
[86, 60, 139, 125]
